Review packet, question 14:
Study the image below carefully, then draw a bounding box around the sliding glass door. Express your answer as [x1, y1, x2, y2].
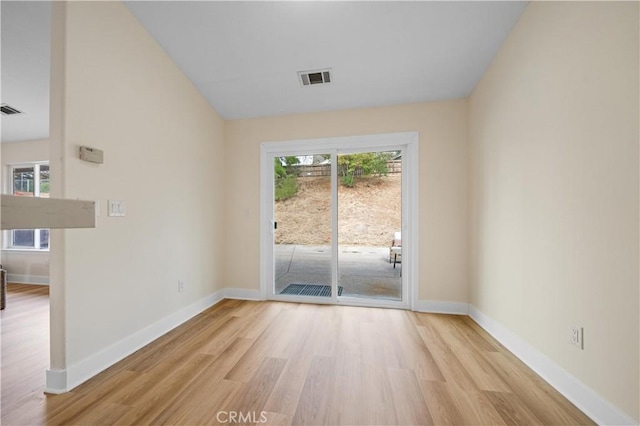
[261, 133, 416, 309]
[273, 153, 333, 300]
[337, 151, 402, 301]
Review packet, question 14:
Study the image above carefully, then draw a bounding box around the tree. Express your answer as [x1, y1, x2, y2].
[337, 152, 392, 187]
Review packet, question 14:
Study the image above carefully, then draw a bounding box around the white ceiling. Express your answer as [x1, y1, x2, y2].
[1, 1, 528, 142]
[125, 1, 528, 119]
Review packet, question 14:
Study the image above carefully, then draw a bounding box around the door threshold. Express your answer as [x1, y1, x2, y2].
[268, 294, 409, 310]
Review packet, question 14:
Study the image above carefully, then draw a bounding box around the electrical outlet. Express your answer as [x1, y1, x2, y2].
[178, 280, 185, 293]
[571, 325, 584, 349]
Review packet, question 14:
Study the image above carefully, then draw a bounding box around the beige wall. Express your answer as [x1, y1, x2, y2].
[1, 250, 49, 282]
[224, 100, 469, 303]
[51, 2, 226, 367]
[469, 2, 639, 421]
[1, 139, 50, 282]
[2, 139, 48, 169]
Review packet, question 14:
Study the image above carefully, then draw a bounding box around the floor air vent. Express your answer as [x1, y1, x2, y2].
[1, 104, 24, 115]
[298, 68, 332, 87]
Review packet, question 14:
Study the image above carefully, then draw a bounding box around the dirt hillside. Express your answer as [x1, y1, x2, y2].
[275, 174, 401, 247]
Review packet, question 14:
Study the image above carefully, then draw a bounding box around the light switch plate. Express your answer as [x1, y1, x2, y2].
[108, 200, 125, 217]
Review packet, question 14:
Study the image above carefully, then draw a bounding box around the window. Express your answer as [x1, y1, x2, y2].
[10, 163, 50, 250]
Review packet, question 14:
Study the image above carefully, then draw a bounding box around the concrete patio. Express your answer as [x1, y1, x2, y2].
[275, 244, 401, 300]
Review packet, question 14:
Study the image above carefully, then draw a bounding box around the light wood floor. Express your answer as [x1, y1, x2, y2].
[1, 286, 594, 426]
[1, 284, 50, 425]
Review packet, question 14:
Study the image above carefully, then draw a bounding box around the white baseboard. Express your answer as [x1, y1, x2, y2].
[44, 369, 67, 394]
[7, 274, 49, 285]
[223, 288, 263, 301]
[468, 305, 637, 426]
[45, 287, 227, 394]
[414, 299, 469, 315]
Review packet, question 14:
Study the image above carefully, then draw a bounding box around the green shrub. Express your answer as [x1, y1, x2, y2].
[275, 175, 298, 201]
[341, 173, 355, 188]
[274, 159, 287, 179]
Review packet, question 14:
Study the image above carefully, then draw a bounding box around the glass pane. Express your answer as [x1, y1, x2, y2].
[13, 167, 35, 196]
[39, 165, 50, 198]
[40, 229, 50, 249]
[13, 230, 35, 247]
[338, 150, 402, 301]
[274, 154, 333, 298]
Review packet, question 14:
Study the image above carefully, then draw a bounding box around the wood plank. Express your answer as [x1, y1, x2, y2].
[110, 353, 217, 424]
[341, 362, 398, 425]
[224, 311, 290, 383]
[415, 322, 478, 390]
[263, 318, 316, 417]
[158, 379, 243, 425]
[330, 349, 367, 425]
[484, 390, 546, 425]
[389, 311, 445, 381]
[228, 357, 287, 414]
[445, 381, 508, 426]
[387, 368, 434, 425]
[449, 314, 502, 353]
[426, 313, 512, 392]
[419, 380, 466, 426]
[292, 356, 337, 425]
[51, 401, 130, 426]
[485, 351, 595, 425]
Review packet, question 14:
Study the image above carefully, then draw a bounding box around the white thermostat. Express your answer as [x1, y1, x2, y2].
[79, 146, 104, 164]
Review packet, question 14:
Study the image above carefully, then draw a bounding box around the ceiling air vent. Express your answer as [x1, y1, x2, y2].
[298, 68, 332, 87]
[0, 104, 24, 115]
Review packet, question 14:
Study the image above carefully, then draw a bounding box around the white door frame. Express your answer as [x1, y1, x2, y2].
[260, 132, 419, 310]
